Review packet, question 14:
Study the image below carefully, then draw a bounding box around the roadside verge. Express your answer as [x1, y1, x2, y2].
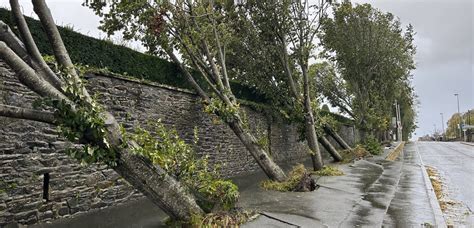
[415, 142, 447, 227]
[385, 141, 406, 161]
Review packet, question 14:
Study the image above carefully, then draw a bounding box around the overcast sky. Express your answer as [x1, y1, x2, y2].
[2, 0, 473, 139]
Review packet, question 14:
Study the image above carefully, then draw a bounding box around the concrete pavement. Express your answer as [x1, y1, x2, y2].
[241, 142, 442, 227]
[28, 142, 448, 228]
[382, 142, 442, 227]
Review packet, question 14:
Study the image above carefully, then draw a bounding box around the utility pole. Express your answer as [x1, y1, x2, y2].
[454, 93, 463, 141]
[394, 100, 402, 141]
[440, 113, 445, 141]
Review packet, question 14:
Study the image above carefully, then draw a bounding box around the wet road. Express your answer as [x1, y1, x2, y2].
[417, 142, 474, 226]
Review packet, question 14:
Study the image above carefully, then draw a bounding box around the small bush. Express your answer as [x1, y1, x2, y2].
[261, 164, 315, 192]
[339, 145, 370, 163]
[123, 121, 239, 212]
[312, 166, 344, 176]
[362, 136, 382, 155]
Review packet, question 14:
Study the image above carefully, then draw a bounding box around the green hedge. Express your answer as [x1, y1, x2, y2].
[0, 9, 353, 124]
[0, 8, 267, 103]
[320, 110, 354, 126]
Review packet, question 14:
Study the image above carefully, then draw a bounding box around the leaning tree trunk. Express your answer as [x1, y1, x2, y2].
[318, 136, 342, 162]
[324, 125, 351, 150]
[0, 0, 205, 222]
[226, 115, 287, 182]
[102, 113, 204, 221]
[166, 50, 288, 182]
[302, 66, 324, 171]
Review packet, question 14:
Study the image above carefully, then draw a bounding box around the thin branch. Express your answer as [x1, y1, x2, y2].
[0, 104, 55, 124]
[164, 48, 210, 103]
[212, 18, 231, 91]
[10, 0, 63, 90]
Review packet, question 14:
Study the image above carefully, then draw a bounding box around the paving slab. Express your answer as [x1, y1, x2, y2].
[237, 157, 403, 227]
[383, 142, 438, 227]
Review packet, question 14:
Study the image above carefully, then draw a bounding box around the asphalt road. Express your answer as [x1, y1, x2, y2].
[416, 141, 474, 226]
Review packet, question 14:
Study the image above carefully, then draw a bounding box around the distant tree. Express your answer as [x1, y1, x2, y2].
[446, 113, 462, 139]
[319, 2, 416, 139]
[446, 111, 473, 140]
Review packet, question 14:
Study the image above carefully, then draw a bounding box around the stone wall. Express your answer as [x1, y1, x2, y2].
[0, 62, 356, 226]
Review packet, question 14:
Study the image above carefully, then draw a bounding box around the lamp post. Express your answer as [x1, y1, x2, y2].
[454, 93, 463, 141]
[440, 113, 445, 141]
[394, 100, 402, 141]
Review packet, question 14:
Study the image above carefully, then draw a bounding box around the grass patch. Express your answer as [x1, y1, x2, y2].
[311, 166, 344, 176]
[339, 145, 370, 163]
[260, 164, 315, 192]
[425, 166, 446, 212]
[166, 210, 258, 227]
[193, 210, 258, 227]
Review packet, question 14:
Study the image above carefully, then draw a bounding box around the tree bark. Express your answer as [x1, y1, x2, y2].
[302, 65, 324, 171]
[10, 0, 63, 90]
[318, 136, 342, 162]
[225, 116, 287, 182]
[32, 0, 92, 102]
[324, 125, 351, 150]
[0, 104, 55, 124]
[0, 41, 69, 102]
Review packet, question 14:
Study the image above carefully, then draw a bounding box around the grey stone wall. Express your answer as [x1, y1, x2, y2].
[0, 62, 356, 226]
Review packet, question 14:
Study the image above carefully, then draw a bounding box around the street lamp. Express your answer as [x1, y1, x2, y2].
[440, 113, 445, 141]
[454, 93, 463, 141]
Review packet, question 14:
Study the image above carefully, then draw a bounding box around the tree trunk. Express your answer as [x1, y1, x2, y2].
[302, 65, 324, 171]
[226, 116, 287, 182]
[318, 136, 343, 162]
[324, 126, 351, 150]
[103, 113, 205, 221]
[113, 149, 204, 221]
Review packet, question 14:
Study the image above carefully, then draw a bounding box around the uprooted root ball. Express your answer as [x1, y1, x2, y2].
[260, 164, 316, 192]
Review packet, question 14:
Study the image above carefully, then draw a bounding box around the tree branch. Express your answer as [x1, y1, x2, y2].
[32, 0, 91, 102]
[212, 18, 231, 92]
[10, 0, 63, 90]
[0, 41, 69, 102]
[0, 104, 55, 124]
[164, 48, 210, 103]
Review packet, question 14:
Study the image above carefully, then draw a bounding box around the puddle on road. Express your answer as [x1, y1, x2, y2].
[425, 165, 472, 226]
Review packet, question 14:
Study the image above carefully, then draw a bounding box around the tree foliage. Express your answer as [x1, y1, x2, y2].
[84, 0, 289, 181]
[319, 2, 416, 135]
[123, 122, 239, 212]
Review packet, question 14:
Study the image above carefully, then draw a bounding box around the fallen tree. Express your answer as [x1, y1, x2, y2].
[0, 0, 246, 224]
[84, 0, 296, 182]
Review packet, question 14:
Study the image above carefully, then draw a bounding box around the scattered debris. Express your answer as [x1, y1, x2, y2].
[425, 165, 471, 227]
[261, 164, 316, 192]
[339, 145, 370, 163]
[311, 165, 344, 176]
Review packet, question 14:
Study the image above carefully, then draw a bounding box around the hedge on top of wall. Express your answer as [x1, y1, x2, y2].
[0, 8, 354, 124]
[0, 8, 268, 103]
